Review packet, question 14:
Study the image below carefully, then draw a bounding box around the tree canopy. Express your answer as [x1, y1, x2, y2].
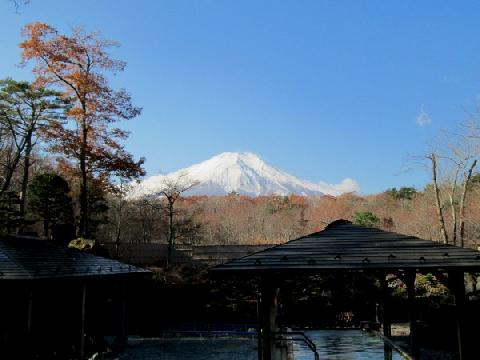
[20, 22, 145, 236]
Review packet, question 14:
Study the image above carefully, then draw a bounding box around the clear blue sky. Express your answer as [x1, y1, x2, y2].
[1, 0, 480, 194]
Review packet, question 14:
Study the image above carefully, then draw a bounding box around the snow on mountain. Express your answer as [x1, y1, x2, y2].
[131, 152, 359, 197]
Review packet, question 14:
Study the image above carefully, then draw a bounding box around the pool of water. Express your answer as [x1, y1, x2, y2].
[119, 338, 257, 360]
[119, 330, 403, 360]
[293, 330, 404, 360]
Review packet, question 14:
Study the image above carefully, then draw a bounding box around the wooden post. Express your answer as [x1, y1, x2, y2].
[25, 286, 33, 359]
[80, 283, 87, 360]
[450, 271, 465, 360]
[405, 271, 418, 357]
[257, 292, 263, 360]
[27, 287, 33, 336]
[380, 275, 391, 338]
[259, 277, 280, 360]
[380, 274, 392, 360]
[119, 281, 128, 346]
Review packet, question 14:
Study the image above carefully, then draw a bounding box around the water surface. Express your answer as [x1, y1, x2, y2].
[120, 330, 403, 359]
[294, 329, 404, 360]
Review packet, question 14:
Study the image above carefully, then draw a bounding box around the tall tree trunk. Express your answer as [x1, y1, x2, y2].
[115, 200, 123, 258]
[431, 154, 449, 244]
[448, 171, 459, 246]
[79, 150, 88, 237]
[449, 195, 457, 246]
[115, 231, 121, 258]
[43, 217, 49, 238]
[166, 201, 174, 270]
[0, 148, 24, 195]
[19, 131, 33, 221]
[458, 160, 477, 248]
[79, 115, 88, 237]
[43, 200, 50, 238]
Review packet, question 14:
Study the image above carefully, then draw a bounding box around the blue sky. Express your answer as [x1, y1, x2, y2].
[1, 0, 480, 194]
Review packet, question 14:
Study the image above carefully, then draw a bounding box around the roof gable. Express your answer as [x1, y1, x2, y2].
[211, 221, 480, 274]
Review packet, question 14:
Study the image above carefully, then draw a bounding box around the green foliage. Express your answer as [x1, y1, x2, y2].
[0, 78, 66, 141]
[415, 273, 449, 299]
[387, 273, 450, 303]
[0, 78, 67, 196]
[352, 211, 379, 227]
[386, 186, 417, 200]
[28, 173, 73, 236]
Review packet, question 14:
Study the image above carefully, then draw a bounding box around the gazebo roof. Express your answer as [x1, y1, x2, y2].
[211, 220, 480, 275]
[0, 235, 150, 281]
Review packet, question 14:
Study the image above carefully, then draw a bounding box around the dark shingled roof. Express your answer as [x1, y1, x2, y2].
[0, 235, 150, 280]
[211, 220, 480, 275]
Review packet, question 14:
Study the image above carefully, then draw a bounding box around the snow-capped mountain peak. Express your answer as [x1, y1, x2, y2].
[131, 152, 359, 197]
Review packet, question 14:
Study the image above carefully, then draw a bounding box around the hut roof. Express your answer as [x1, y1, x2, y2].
[211, 220, 480, 275]
[0, 235, 150, 280]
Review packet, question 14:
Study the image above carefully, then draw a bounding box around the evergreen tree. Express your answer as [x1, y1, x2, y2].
[28, 173, 73, 238]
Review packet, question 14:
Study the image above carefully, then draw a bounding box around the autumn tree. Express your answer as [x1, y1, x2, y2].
[0, 79, 66, 219]
[20, 22, 144, 237]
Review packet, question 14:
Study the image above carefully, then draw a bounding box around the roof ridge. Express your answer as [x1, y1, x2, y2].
[324, 219, 352, 229]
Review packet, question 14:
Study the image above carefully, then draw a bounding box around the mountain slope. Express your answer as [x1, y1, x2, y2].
[132, 152, 359, 197]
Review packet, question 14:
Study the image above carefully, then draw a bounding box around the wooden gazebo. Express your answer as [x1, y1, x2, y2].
[211, 220, 480, 360]
[0, 235, 150, 360]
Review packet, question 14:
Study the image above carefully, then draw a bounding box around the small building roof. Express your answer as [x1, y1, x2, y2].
[211, 220, 480, 275]
[0, 235, 150, 281]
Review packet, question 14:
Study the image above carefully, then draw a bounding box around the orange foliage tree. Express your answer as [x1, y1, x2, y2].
[20, 22, 144, 237]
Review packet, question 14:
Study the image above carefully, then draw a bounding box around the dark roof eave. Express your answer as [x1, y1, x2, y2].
[0, 270, 152, 281]
[210, 264, 480, 278]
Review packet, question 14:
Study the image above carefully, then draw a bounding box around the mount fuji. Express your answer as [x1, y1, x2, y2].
[131, 152, 359, 197]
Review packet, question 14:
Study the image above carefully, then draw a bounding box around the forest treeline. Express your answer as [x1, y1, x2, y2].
[2, 22, 480, 256]
[97, 182, 480, 250]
